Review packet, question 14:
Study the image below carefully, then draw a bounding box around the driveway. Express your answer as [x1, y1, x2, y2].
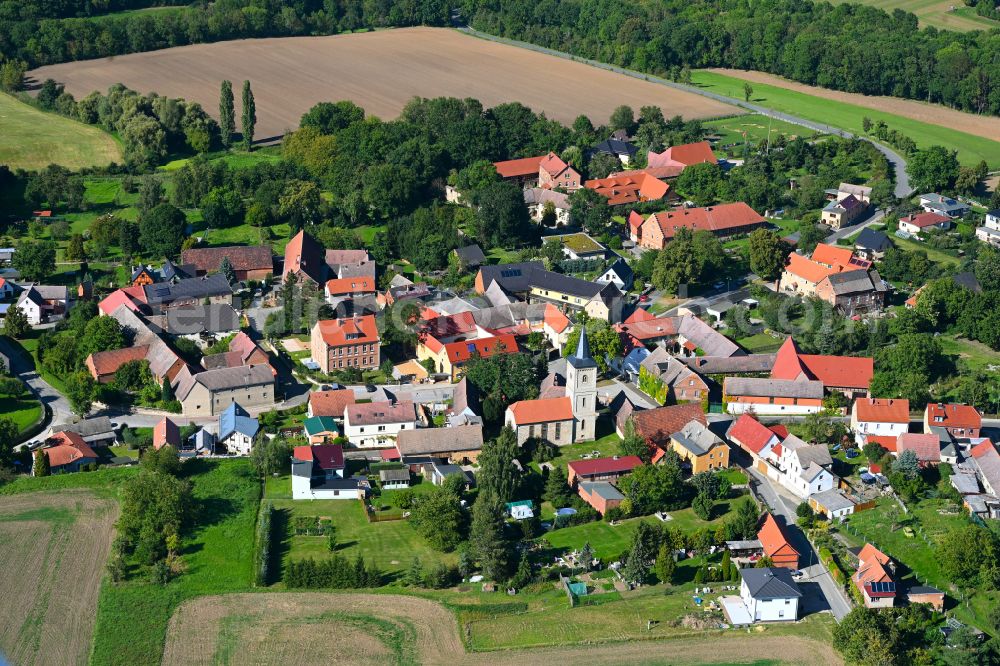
[825, 209, 886, 243]
[0, 336, 72, 437]
[747, 466, 853, 621]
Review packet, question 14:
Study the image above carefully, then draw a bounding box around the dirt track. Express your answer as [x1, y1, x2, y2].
[29, 27, 735, 140]
[708, 69, 1000, 143]
[0, 490, 118, 666]
[163, 592, 842, 665]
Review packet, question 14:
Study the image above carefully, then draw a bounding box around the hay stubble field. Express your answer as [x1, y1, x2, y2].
[30, 27, 736, 140]
[0, 490, 118, 666]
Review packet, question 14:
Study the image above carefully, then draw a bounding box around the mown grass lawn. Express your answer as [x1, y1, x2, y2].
[704, 113, 820, 157]
[90, 458, 261, 665]
[266, 473, 456, 579]
[690, 70, 1000, 168]
[0, 92, 121, 171]
[938, 334, 1000, 374]
[0, 397, 42, 433]
[735, 332, 783, 354]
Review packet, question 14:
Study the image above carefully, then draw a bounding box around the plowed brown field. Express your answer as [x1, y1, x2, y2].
[30, 27, 735, 141]
[163, 592, 842, 665]
[0, 490, 118, 666]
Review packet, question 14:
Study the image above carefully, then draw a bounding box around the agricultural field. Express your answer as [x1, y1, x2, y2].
[162, 590, 838, 665]
[30, 27, 736, 140]
[0, 92, 121, 171]
[694, 70, 1000, 168]
[0, 489, 118, 666]
[824, 0, 999, 31]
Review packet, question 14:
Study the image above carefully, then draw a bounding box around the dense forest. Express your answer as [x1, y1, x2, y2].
[460, 0, 1000, 117]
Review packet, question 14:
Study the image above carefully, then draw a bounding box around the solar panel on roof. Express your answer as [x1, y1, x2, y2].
[154, 286, 170, 296]
[869, 581, 895, 593]
[500, 269, 522, 278]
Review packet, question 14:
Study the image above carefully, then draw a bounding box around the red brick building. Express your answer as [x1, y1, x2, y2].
[310, 315, 380, 374]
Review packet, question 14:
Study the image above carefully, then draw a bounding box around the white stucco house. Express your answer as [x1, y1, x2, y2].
[850, 398, 910, 445]
[740, 568, 802, 622]
[291, 444, 361, 500]
[217, 402, 260, 455]
[342, 401, 418, 448]
[774, 434, 837, 499]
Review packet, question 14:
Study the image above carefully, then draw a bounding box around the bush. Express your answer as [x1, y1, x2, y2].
[284, 554, 382, 588]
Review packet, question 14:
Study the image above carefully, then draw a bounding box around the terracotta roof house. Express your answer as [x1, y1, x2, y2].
[153, 417, 180, 450]
[325, 276, 376, 300]
[757, 513, 799, 569]
[583, 172, 668, 206]
[627, 210, 645, 243]
[567, 455, 642, 486]
[310, 315, 380, 374]
[39, 431, 97, 474]
[727, 414, 781, 459]
[898, 212, 952, 234]
[770, 337, 873, 396]
[282, 230, 327, 285]
[632, 403, 706, 450]
[97, 288, 142, 316]
[416, 311, 519, 381]
[395, 424, 484, 463]
[617, 310, 740, 358]
[853, 544, 896, 608]
[180, 245, 273, 280]
[647, 141, 716, 172]
[308, 388, 356, 419]
[539, 152, 581, 190]
[779, 245, 884, 315]
[494, 155, 545, 183]
[86, 345, 150, 383]
[923, 403, 981, 439]
[723, 377, 825, 416]
[638, 203, 766, 250]
[851, 398, 910, 445]
[201, 331, 274, 374]
[505, 396, 575, 444]
[895, 433, 941, 466]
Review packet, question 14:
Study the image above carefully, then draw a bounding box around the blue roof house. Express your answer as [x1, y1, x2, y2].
[218, 402, 260, 455]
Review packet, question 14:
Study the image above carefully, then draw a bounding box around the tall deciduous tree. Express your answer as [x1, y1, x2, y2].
[747, 229, 789, 281]
[219, 80, 234, 147]
[65, 371, 95, 417]
[13, 240, 56, 282]
[2, 305, 29, 338]
[139, 203, 187, 259]
[241, 80, 256, 150]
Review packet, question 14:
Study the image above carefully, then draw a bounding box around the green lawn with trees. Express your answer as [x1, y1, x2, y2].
[690, 71, 1000, 168]
[0, 92, 121, 170]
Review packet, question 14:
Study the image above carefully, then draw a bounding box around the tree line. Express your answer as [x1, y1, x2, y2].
[0, 0, 449, 70]
[462, 0, 1000, 117]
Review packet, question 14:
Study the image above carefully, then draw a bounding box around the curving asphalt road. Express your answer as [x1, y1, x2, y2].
[456, 26, 912, 199]
[0, 336, 72, 437]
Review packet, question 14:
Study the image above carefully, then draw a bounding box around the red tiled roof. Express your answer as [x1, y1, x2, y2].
[494, 155, 544, 179]
[647, 141, 716, 168]
[771, 337, 873, 390]
[633, 404, 706, 445]
[616, 315, 679, 341]
[444, 334, 518, 363]
[181, 245, 272, 273]
[854, 398, 910, 424]
[98, 289, 140, 316]
[896, 433, 940, 462]
[728, 414, 777, 454]
[647, 202, 765, 240]
[769, 425, 789, 439]
[153, 417, 180, 450]
[314, 315, 379, 348]
[811, 243, 858, 268]
[294, 444, 345, 470]
[380, 447, 401, 461]
[758, 513, 799, 559]
[865, 435, 898, 453]
[309, 389, 356, 418]
[507, 396, 574, 425]
[43, 431, 97, 468]
[584, 173, 669, 206]
[628, 210, 645, 232]
[971, 440, 998, 460]
[626, 308, 655, 324]
[900, 212, 951, 229]
[345, 401, 416, 426]
[926, 403, 981, 430]
[543, 304, 570, 333]
[87, 345, 150, 377]
[283, 230, 326, 283]
[783, 253, 841, 285]
[539, 151, 572, 179]
[568, 455, 642, 478]
[611, 166, 685, 180]
[326, 276, 376, 296]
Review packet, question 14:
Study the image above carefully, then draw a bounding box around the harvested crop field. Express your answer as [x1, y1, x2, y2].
[707, 69, 1000, 144]
[164, 592, 841, 665]
[30, 27, 735, 140]
[0, 489, 118, 666]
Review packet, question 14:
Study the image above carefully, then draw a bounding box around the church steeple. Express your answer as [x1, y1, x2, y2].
[568, 326, 597, 369]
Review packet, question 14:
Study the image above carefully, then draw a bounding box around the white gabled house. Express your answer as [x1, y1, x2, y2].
[774, 434, 837, 498]
[342, 401, 418, 448]
[217, 402, 260, 455]
[740, 568, 802, 622]
[851, 398, 910, 445]
[292, 444, 362, 500]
